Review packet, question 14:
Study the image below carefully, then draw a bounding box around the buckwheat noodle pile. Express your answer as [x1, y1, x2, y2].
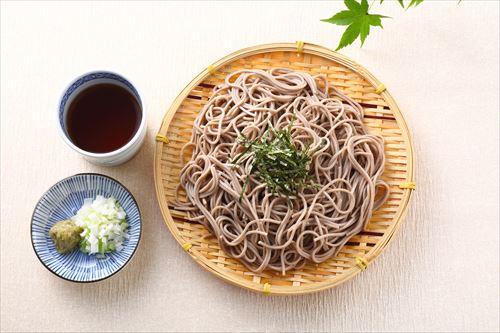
[175, 68, 389, 274]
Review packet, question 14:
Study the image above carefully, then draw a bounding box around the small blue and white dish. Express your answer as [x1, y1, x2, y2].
[31, 173, 141, 283]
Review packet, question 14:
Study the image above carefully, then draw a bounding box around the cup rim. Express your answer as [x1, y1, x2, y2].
[57, 70, 146, 158]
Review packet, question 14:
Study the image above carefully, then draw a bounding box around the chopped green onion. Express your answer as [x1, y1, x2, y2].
[232, 123, 317, 199]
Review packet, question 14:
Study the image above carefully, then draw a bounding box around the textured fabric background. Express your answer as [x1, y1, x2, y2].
[1, 1, 499, 332]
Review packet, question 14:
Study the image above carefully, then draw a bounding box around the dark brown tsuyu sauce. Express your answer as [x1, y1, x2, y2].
[66, 84, 141, 153]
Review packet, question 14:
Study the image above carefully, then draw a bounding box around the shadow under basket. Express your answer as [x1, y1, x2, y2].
[154, 42, 415, 295]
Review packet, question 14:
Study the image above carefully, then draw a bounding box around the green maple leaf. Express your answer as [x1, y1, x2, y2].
[407, 0, 424, 7]
[322, 0, 388, 50]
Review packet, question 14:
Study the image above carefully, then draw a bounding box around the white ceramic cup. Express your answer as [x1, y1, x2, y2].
[57, 71, 146, 166]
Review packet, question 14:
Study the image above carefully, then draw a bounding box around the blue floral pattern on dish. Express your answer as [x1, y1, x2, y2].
[31, 173, 141, 282]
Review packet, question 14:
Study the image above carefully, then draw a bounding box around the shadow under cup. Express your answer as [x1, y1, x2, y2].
[58, 71, 146, 166]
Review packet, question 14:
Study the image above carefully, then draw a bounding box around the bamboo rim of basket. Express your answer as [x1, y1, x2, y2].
[154, 42, 415, 295]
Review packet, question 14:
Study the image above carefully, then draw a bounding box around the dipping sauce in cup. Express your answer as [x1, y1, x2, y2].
[58, 71, 146, 166]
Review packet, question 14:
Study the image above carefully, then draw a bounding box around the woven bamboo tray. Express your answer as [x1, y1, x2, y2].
[154, 42, 414, 295]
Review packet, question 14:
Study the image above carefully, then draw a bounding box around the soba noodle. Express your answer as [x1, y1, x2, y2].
[175, 68, 389, 274]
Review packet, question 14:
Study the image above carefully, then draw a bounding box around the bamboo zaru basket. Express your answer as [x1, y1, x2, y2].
[154, 43, 414, 295]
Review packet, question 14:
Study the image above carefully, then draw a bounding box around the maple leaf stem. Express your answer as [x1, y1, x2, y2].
[368, 0, 376, 11]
